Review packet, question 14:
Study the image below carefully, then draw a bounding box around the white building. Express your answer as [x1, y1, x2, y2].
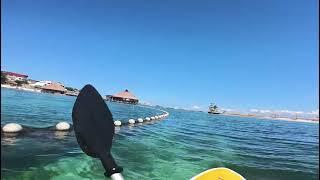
[30, 80, 52, 87]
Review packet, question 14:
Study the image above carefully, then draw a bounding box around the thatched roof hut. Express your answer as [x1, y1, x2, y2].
[109, 89, 138, 104]
[41, 83, 66, 94]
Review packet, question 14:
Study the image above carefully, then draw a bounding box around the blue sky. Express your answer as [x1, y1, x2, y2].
[1, 0, 318, 112]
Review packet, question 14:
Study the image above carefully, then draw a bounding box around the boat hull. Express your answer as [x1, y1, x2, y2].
[208, 112, 221, 114]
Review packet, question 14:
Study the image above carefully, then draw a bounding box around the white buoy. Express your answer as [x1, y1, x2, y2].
[145, 117, 151, 121]
[2, 123, 23, 133]
[56, 122, 71, 131]
[151, 117, 155, 120]
[137, 118, 144, 123]
[128, 119, 135, 124]
[114, 120, 122, 126]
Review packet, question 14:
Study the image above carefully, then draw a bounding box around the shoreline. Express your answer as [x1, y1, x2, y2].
[222, 113, 319, 123]
[1, 84, 41, 93]
[2, 84, 318, 124]
[1, 84, 75, 97]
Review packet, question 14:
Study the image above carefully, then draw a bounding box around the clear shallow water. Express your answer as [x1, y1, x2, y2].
[1, 88, 319, 180]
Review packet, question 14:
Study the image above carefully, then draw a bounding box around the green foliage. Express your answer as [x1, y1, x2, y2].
[15, 79, 28, 86]
[1, 72, 7, 84]
[65, 86, 78, 91]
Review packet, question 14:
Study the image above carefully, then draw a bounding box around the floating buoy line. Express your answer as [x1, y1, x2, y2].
[1, 107, 169, 134]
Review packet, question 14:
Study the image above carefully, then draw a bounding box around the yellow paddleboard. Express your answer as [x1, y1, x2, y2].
[190, 167, 245, 180]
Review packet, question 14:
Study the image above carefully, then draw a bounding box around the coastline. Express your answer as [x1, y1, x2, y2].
[1, 84, 41, 93]
[2, 84, 319, 124]
[222, 113, 319, 123]
[1, 84, 76, 97]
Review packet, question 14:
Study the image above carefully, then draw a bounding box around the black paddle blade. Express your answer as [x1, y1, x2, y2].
[72, 84, 123, 177]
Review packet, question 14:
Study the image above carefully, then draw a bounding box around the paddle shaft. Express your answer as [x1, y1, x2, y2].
[100, 153, 124, 179]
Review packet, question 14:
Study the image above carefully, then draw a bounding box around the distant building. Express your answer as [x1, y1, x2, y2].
[107, 89, 139, 104]
[65, 91, 79, 97]
[30, 80, 52, 87]
[105, 95, 113, 100]
[27, 79, 39, 84]
[41, 82, 66, 94]
[2, 71, 28, 81]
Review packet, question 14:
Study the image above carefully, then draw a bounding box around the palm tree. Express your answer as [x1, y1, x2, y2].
[15, 79, 28, 86]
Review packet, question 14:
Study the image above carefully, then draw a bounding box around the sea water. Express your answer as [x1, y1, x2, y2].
[1, 88, 319, 180]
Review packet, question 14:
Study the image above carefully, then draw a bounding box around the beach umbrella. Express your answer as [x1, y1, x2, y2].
[72, 84, 124, 180]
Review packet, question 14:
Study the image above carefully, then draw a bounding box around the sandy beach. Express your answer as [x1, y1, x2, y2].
[223, 113, 319, 123]
[1, 84, 41, 92]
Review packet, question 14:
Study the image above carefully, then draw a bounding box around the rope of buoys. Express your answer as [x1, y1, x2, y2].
[111, 105, 170, 127]
[2, 110, 170, 133]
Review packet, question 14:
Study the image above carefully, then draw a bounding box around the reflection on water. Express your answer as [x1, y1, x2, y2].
[1, 136, 19, 146]
[54, 131, 69, 140]
[128, 124, 135, 129]
[115, 127, 121, 133]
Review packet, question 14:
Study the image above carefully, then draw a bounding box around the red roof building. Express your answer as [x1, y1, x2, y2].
[2, 71, 28, 78]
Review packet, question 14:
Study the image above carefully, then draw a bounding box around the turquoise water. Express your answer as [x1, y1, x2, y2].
[1, 88, 319, 180]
